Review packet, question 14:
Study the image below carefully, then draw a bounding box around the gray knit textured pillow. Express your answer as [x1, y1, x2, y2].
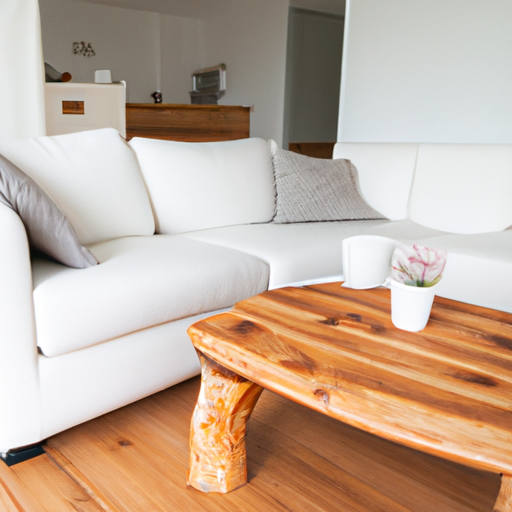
[0, 154, 98, 268]
[271, 148, 385, 224]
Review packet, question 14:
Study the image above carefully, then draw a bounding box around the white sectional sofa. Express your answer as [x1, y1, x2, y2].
[335, 143, 512, 313]
[1, 128, 511, 460]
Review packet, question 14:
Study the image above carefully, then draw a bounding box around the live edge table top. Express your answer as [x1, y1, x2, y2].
[187, 282, 512, 501]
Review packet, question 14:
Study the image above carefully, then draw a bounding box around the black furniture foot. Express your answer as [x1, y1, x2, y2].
[1, 444, 45, 466]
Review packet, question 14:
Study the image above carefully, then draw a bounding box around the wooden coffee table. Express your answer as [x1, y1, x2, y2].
[186, 282, 512, 511]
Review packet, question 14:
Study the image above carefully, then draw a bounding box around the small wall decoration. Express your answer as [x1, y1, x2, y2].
[73, 42, 96, 58]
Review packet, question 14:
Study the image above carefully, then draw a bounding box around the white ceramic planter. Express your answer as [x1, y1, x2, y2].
[388, 279, 437, 332]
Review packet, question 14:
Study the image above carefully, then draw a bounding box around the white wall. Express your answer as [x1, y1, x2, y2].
[202, 0, 289, 144]
[338, 0, 512, 143]
[158, 15, 205, 105]
[39, 0, 205, 105]
[39, 0, 162, 103]
[39, 0, 289, 144]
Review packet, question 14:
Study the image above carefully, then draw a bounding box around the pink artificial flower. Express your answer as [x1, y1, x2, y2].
[391, 244, 447, 287]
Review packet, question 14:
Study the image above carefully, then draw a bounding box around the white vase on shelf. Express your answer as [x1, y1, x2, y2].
[388, 278, 438, 332]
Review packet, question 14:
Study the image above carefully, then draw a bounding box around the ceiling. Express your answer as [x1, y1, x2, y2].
[67, 0, 345, 18]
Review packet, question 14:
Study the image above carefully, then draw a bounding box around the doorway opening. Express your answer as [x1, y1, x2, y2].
[283, 7, 344, 158]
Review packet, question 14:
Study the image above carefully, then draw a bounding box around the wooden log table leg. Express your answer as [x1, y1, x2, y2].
[187, 352, 264, 493]
[494, 475, 512, 512]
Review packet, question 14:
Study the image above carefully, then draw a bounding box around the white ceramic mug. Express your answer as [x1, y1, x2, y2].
[94, 70, 112, 83]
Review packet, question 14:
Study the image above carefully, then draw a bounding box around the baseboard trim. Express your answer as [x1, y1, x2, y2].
[1, 444, 45, 466]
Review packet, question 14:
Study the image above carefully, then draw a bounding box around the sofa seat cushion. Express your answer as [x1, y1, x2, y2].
[417, 227, 512, 263]
[130, 137, 276, 234]
[0, 128, 155, 244]
[361, 220, 512, 313]
[362, 219, 448, 241]
[32, 235, 270, 357]
[180, 219, 389, 289]
[408, 228, 512, 313]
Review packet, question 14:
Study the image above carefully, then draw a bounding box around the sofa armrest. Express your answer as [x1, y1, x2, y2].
[0, 203, 41, 453]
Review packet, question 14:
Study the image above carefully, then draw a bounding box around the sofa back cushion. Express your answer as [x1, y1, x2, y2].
[0, 154, 97, 268]
[129, 137, 275, 234]
[333, 143, 419, 221]
[409, 144, 512, 234]
[0, 128, 154, 244]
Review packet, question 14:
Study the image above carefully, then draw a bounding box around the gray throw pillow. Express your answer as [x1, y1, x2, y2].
[0, 154, 98, 269]
[271, 148, 385, 224]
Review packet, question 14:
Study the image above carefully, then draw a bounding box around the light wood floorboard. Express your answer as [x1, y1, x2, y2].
[0, 376, 502, 511]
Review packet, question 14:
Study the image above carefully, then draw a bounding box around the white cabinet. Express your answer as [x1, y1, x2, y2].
[45, 82, 126, 138]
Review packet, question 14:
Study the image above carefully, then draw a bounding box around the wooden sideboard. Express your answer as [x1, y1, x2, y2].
[125, 104, 251, 142]
[288, 142, 336, 159]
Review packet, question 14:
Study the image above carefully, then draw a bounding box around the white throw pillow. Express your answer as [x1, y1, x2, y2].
[0, 128, 155, 244]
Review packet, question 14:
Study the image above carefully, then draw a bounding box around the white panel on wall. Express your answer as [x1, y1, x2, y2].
[0, 0, 45, 140]
[338, 0, 512, 143]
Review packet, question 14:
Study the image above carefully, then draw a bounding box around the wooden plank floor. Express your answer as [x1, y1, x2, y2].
[0, 376, 502, 511]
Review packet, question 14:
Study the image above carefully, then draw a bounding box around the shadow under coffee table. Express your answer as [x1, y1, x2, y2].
[186, 282, 512, 511]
